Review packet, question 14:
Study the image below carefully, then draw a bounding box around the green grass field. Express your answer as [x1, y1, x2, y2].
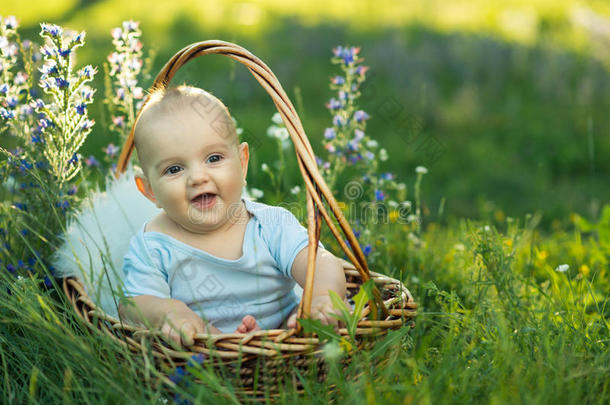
[1, 1, 609, 403]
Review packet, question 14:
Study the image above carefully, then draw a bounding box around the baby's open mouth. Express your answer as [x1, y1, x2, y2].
[191, 193, 217, 209]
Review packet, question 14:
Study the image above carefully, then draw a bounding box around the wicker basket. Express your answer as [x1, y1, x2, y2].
[62, 40, 417, 395]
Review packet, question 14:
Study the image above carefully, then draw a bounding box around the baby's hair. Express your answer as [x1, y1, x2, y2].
[133, 85, 239, 170]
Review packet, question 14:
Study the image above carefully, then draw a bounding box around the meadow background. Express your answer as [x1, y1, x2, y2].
[1, 0, 609, 403]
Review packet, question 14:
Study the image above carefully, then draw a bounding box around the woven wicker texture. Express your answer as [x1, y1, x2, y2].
[62, 40, 416, 394]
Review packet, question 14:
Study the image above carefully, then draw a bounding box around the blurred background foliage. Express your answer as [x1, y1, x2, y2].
[3, 0, 610, 225]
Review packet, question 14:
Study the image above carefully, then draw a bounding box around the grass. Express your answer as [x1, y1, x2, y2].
[1, 208, 608, 403]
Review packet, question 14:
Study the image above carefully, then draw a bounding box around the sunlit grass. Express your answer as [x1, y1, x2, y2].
[3, 0, 610, 51]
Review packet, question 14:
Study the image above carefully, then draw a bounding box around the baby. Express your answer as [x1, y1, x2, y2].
[119, 85, 346, 347]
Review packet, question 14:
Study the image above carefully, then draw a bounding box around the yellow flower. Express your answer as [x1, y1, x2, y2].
[337, 201, 347, 211]
[579, 264, 590, 277]
[504, 239, 513, 248]
[536, 250, 548, 261]
[389, 210, 399, 223]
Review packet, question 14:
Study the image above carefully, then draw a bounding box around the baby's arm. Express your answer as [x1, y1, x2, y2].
[119, 295, 221, 346]
[287, 248, 346, 328]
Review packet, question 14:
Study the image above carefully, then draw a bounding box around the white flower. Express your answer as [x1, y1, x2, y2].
[388, 200, 398, 208]
[415, 166, 428, 174]
[406, 214, 418, 223]
[484, 225, 491, 232]
[400, 200, 412, 210]
[271, 112, 283, 124]
[366, 140, 378, 148]
[290, 186, 301, 195]
[379, 148, 388, 161]
[275, 127, 289, 141]
[322, 341, 343, 361]
[261, 163, 269, 172]
[454, 243, 465, 251]
[266, 125, 279, 138]
[555, 264, 569, 273]
[411, 275, 420, 284]
[397, 183, 406, 190]
[236, 127, 243, 135]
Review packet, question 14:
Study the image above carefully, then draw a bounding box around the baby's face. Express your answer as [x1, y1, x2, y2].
[137, 107, 248, 234]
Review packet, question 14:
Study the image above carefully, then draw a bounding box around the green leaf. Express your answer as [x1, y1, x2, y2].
[370, 327, 409, 359]
[298, 318, 341, 343]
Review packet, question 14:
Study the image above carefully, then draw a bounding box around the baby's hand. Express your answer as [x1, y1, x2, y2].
[235, 315, 261, 333]
[287, 294, 345, 329]
[161, 308, 220, 347]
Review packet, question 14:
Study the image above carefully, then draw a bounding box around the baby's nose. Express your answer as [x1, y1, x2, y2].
[188, 167, 210, 185]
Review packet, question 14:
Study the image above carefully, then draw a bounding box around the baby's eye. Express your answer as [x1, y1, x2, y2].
[207, 154, 223, 164]
[164, 165, 183, 175]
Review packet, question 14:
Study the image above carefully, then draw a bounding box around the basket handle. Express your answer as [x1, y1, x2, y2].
[115, 40, 389, 329]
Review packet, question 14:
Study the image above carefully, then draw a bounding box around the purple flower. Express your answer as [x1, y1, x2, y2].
[338, 90, 348, 101]
[375, 189, 385, 201]
[112, 115, 125, 128]
[0, 83, 9, 94]
[324, 127, 336, 140]
[347, 140, 359, 152]
[355, 65, 369, 76]
[333, 114, 346, 127]
[31, 135, 43, 144]
[325, 143, 336, 153]
[365, 151, 375, 160]
[80, 88, 94, 102]
[331, 76, 345, 85]
[6, 264, 16, 274]
[6, 96, 18, 108]
[67, 185, 78, 195]
[80, 119, 95, 131]
[103, 143, 119, 158]
[31, 99, 45, 109]
[68, 153, 79, 165]
[59, 48, 71, 58]
[381, 172, 395, 181]
[354, 129, 365, 140]
[85, 155, 99, 167]
[327, 98, 342, 110]
[354, 110, 370, 123]
[44, 276, 53, 287]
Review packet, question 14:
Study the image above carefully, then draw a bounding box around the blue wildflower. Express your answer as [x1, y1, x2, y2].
[41, 23, 62, 37]
[363, 244, 372, 257]
[80, 119, 95, 131]
[31, 135, 43, 144]
[14, 202, 27, 211]
[0, 108, 15, 120]
[324, 128, 336, 140]
[6, 96, 18, 108]
[169, 366, 186, 384]
[17, 260, 24, 268]
[354, 110, 370, 123]
[59, 48, 71, 58]
[103, 143, 119, 158]
[0, 83, 8, 94]
[112, 115, 125, 128]
[6, 264, 16, 274]
[68, 153, 79, 165]
[315, 156, 323, 166]
[381, 172, 395, 181]
[338, 90, 348, 101]
[331, 76, 345, 85]
[327, 98, 342, 110]
[75, 103, 86, 115]
[375, 189, 385, 201]
[4, 16, 19, 30]
[354, 230, 361, 239]
[67, 185, 77, 195]
[79, 65, 95, 79]
[55, 77, 69, 88]
[189, 353, 206, 365]
[333, 114, 346, 127]
[85, 155, 99, 167]
[28, 257, 36, 266]
[44, 276, 53, 287]
[20, 229, 28, 236]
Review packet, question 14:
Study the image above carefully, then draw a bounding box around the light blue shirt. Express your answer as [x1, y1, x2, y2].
[122, 199, 314, 333]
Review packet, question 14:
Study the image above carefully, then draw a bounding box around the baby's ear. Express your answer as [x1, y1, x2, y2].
[239, 142, 249, 178]
[134, 169, 160, 208]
